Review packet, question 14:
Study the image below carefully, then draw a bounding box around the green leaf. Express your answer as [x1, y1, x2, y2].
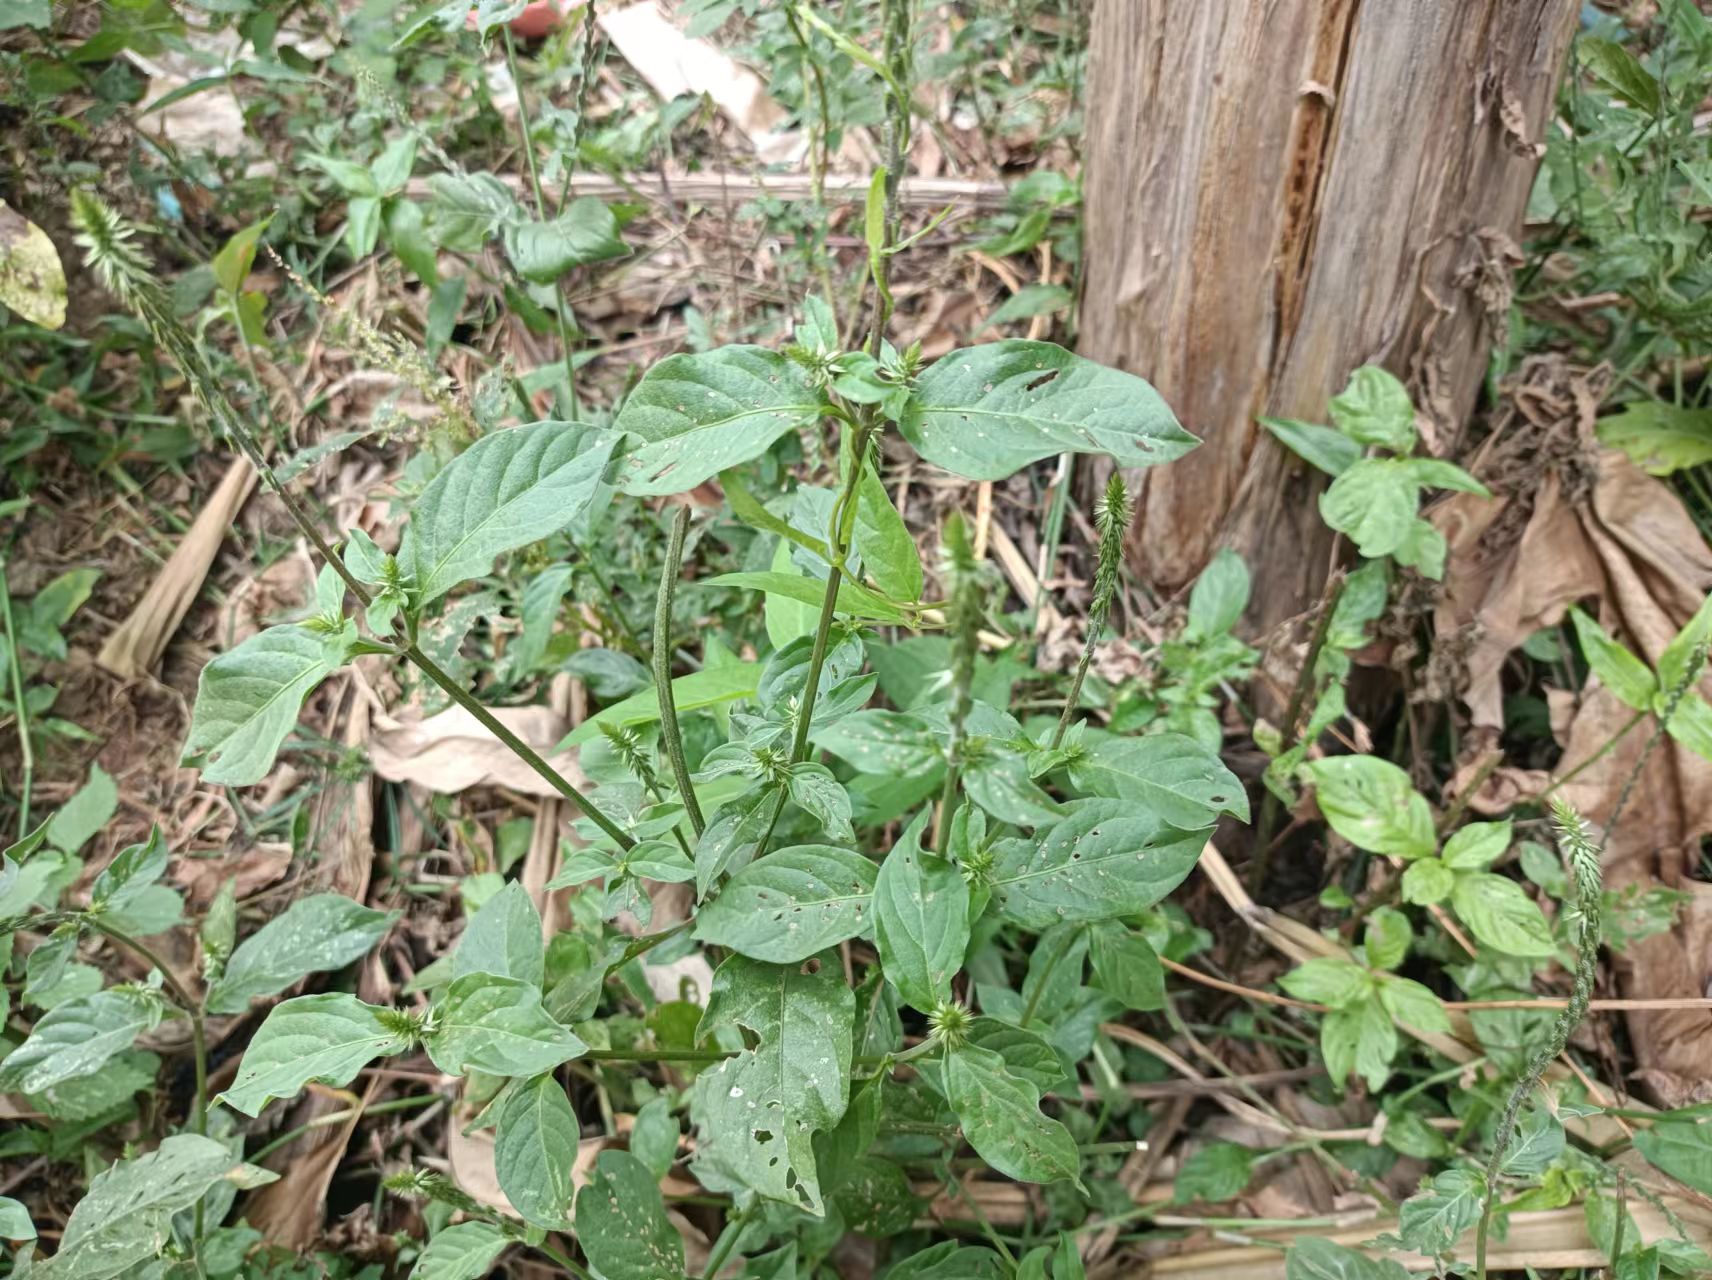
[37, 1135, 275, 1280]
[27, 1049, 158, 1123]
[0, 988, 163, 1094]
[1666, 692, 1712, 761]
[409, 1221, 508, 1280]
[943, 1043, 1081, 1187]
[694, 846, 877, 964]
[182, 623, 350, 785]
[1322, 994, 1396, 1090]
[1302, 756, 1435, 858]
[453, 880, 544, 988]
[1088, 922, 1165, 1011]
[218, 993, 412, 1117]
[574, 1150, 684, 1280]
[211, 217, 270, 293]
[1173, 1141, 1254, 1204]
[1186, 549, 1249, 640]
[873, 814, 969, 1011]
[1329, 366, 1415, 451]
[813, 710, 941, 775]
[1440, 820, 1512, 871]
[306, 154, 380, 196]
[1363, 906, 1412, 970]
[1451, 873, 1557, 958]
[1659, 591, 1712, 694]
[899, 340, 1197, 480]
[989, 798, 1206, 929]
[502, 198, 626, 282]
[45, 763, 118, 853]
[1377, 975, 1450, 1033]
[614, 346, 824, 497]
[1569, 606, 1658, 711]
[706, 570, 907, 623]
[427, 172, 519, 250]
[1402, 857, 1455, 906]
[425, 973, 586, 1077]
[0, 200, 67, 330]
[1318, 460, 1420, 559]
[723, 472, 829, 560]
[1634, 1118, 1712, 1195]
[1580, 36, 1661, 114]
[0, 2, 51, 31]
[0, 1198, 32, 1241]
[630, 1096, 680, 1179]
[690, 952, 854, 1213]
[1395, 1169, 1483, 1257]
[561, 662, 762, 747]
[495, 1074, 579, 1228]
[785, 763, 854, 843]
[853, 455, 922, 602]
[1402, 458, 1490, 495]
[403, 420, 619, 605]
[1260, 417, 1361, 476]
[1068, 733, 1249, 825]
[1279, 957, 1371, 1009]
[206, 893, 397, 1014]
[89, 826, 169, 914]
[1285, 1237, 1410, 1280]
[1596, 402, 1712, 476]
[983, 283, 1071, 328]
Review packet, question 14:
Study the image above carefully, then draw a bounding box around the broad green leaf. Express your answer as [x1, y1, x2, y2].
[1185, 548, 1249, 640]
[104, 882, 183, 938]
[1501, 1104, 1565, 1177]
[1302, 756, 1435, 858]
[885, 1244, 1006, 1279]
[899, 340, 1196, 480]
[409, 1221, 508, 1280]
[1285, 1237, 1409, 1280]
[453, 880, 544, 988]
[1068, 733, 1249, 825]
[0, 988, 163, 1094]
[561, 662, 761, 747]
[1451, 873, 1556, 958]
[1666, 692, 1712, 761]
[1580, 36, 1661, 114]
[1659, 591, 1712, 693]
[873, 814, 969, 1011]
[983, 283, 1072, 328]
[1402, 458, 1490, 495]
[706, 570, 907, 623]
[1395, 1168, 1483, 1257]
[1440, 820, 1512, 871]
[1596, 402, 1712, 476]
[1634, 1118, 1712, 1195]
[45, 764, 117, 854]
[1173, 1141, 1254, 1204]
[211, 217, 270, 293]
[425, 973, 586, 1077]
[495, 1074, 579, 1228]
[1329, 366, 1415, 451]
[89, 826, 169, 914]
[0, 2, 50, 33]
[26, 1048, 158, 1123]
[1569, 606, 1658, 711]
[1363, 907, 1412, 970]
[0, 1198, 32, 1241]
[1261, 417, 1360, 476]
[502, 197, 625, 282]
[0, 200, 66, 330]
[183, 623, 350, 785]
[36, 1135, 274, 1280]
[614, 346, 824, 496]
[574, 1150, 684, 1280]
[305, 154, 379, 196]
[1322, 994, 1395, 1090]
[813, 710, 941, 775]
[427, 171, 518, 250]
[723, 471, 829, 560]
[943, 1043, 1081, 1187]
[1401, 857, 1455, 905]
[690, 952, 854, 1213]
[630, 1096, 680, 1179]
[218, 993, 412, 1117]
[785, 763, 854, 842]
[853, 456, 922, 602]
[1088, 923, 1165, 1011]
[694, 846, 877, 964]
[206, 893, 397, 1014]
[1279, 957, 1371, 1009]
[990, 799, 1206, 929]
[1318, 460, 1419, 559]
[403, 420, 619, 605]
[1378, 975, 1450, 1032]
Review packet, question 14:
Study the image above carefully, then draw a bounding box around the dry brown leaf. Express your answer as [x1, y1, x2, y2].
[369, 704, 589, 797]
[245, 1080, 374, 1250]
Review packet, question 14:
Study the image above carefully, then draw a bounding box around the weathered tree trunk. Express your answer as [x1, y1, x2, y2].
[1079, 0, 1578, 632]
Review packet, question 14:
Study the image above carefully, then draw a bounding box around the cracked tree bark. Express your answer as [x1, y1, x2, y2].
[1079, 0, 1579, 634]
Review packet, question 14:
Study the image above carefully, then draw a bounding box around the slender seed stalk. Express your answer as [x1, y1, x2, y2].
[87, 917, 207, 1137]
[0, 562, 32, 838]
[1474, 799, 1603, 1280]
[653, 505, 705, 836]
[1052, 474, 1129, 749]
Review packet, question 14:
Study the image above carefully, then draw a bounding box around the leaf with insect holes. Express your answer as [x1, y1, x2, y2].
[899, 340, 1196, 480]
[814, 710, 942, 776]
[502, 197, 626, 282]
[1302, 756, 1435, 858]
[690, 952, 854, 1213]
[452, 880, 544, 987]
[574, 1150, 684, 1280]
[39, 1135, 275, 1280]
[219, 994, 413, 1117]
[1068, 733, 1249, 826]
[426, 974, 586, 1077]
[182, 623, 353, 786]
[943, 1043, 1082, 1188]
[873, 814, 969, 1011]
[614, 346, 825, 496]
[1568, 606, 1658, 711]
[694, 846, 876, 964]
[495, 1074, 580, 1228]
[409, 1220, 509, 1280]
[402, 420, 619, 605]
[989, 799, 1207, 929]
[206, 893, 397, 1014]
[1451, 872, 1557, 958]
[0, 988, 164, 1095]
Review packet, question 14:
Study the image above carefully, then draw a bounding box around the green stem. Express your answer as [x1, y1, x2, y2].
[0, 561, 32, 838]
[88, 917, 207, 1136]
[534, 1240, 594, 1280]
[585, 1047, 735, 1064]
[1540, 709, 1645, 801]
[701, 1207, 748, 1280]
[653, 505, 705, 837]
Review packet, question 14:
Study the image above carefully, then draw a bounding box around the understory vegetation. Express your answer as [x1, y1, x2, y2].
[2, 2, 1712, 1279]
